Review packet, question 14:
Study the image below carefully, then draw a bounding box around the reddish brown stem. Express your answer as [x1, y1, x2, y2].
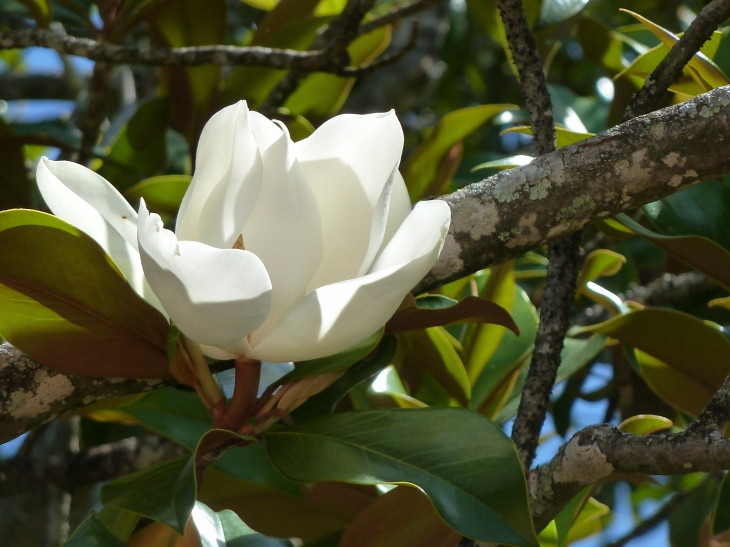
[216, 357, 261, 431]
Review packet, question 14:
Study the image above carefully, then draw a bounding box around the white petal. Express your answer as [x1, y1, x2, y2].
[244, 123, 323, 345]
[36, 157, 146, 296]
[369, 200, 450, 273]
[176, 101, 264, 249]
[295, 111, 404, 291]
[380, 170, 411, 251]
[139, 201, 272, 353]
[248, 110, 284, 153]
[248, 201, 450, 363]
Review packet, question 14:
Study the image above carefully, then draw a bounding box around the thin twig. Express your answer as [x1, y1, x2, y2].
[603, 487, 696, 547]
[260, 0, 379, 115]
[624, 0, 730, 120]
[359, 0, 445, 35]
[496, 0, 581, 470]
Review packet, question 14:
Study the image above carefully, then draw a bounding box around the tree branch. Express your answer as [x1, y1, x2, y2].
[496, 0, 581, 470]
[77, 61, 110, 165]
[625, 0, 730, 120]
[4, 87, 730, 444]
[359, 0, 446, 35]
[418, 84, 730, 292]
[528, 424, 730, 530]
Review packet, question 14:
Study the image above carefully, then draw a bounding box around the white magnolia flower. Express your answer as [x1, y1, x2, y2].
[37, 101, 451, 363]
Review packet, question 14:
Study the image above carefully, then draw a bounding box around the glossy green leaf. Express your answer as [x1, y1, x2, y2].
[218, 507, 294, 546]
[670, 479, 718, 547]
[617, 214, 730, 292]
[471, 155, 534, 172]
[339, 486, 461, 547]
[538, 0, 588, 28]
[122, 388, 211, 450]
[471, 286, 538, 410]
[101, 454, 196, 534]
[266, 408, 538, 546]
[539, 488, 607, 547]
[618, 414, 673, 435]
[575, 16, 625, 73]
[277, 328, 384, 386]
[125, 175, 192, 216]
[240, 0, 278, 9]
[0, 209, 171, 378]
[578, 308, 730, 415]
[419, 327, 471, 407]
[291, 336, 398, 422]
[644, 180, 730, 252]
[285, 27, 391, 119]
[464, 261, 516, 383]
[96, 506, 140, 543]
[64, 513, 127, 547]
[500, 125, 594, 147]
[622, 10, 730, 90]
[403, 104, 518, 201]
[386, 294, 518, 335]
[713, 472, 730, 535]
[576, 249, 625, 295]
[97, 97, 171, 191]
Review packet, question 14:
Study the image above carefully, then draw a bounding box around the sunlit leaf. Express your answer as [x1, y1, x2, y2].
[0, 210, 171, 378]
[578, 308, 730, 416]
[16, 0, 52, 27]
[618, 414, 673, 435]
[471, 155, 534, 172]
[464, 261, 516, 383]
[621, 10, 730, 90]
[500, 125, 594, 147]
[285, 27, 392, 119]
[576, 249, 626, 297]
[403, 104, 518, 201]
[266, 408, 538, 546]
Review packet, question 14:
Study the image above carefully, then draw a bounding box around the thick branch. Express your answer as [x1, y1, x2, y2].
[0, 434, 185, 497]
[418, 85, 730, 292]
[4, 87, 730, 443]
[529, 425, 730, 530]
[0, 344, 172, 442]
[625, 0, 730, 120]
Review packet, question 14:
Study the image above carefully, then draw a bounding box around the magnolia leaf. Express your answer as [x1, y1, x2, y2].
[64, 514, 127, 547]
[471, 155, 534, 172]
[276, 328, 384, 385]
[96, 505, 140, 543]
[122, 388, 212, 450]
[16, 0, 52, 27]
[101, 454, 196, 534]
[385, 295, 519, 335]
[464, 261, 516, 383]
[339, 486, 461, 547]
[621, 10, 730, 90]
[713, 472, 730, 535]
[578, 308, 730, 415]
[0, 210, 171, 378]
[403, 104, 518, 201]
[285, 27, 391, 119]
[126, 175, 192, 216]
[265, 408, 538, 546]
[618, 414, 673, 436]
[500, 125, 594, 147]
[576, 249, 626, 296]
[291, 336, 398, 422]
[617, 214, 730, 292]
